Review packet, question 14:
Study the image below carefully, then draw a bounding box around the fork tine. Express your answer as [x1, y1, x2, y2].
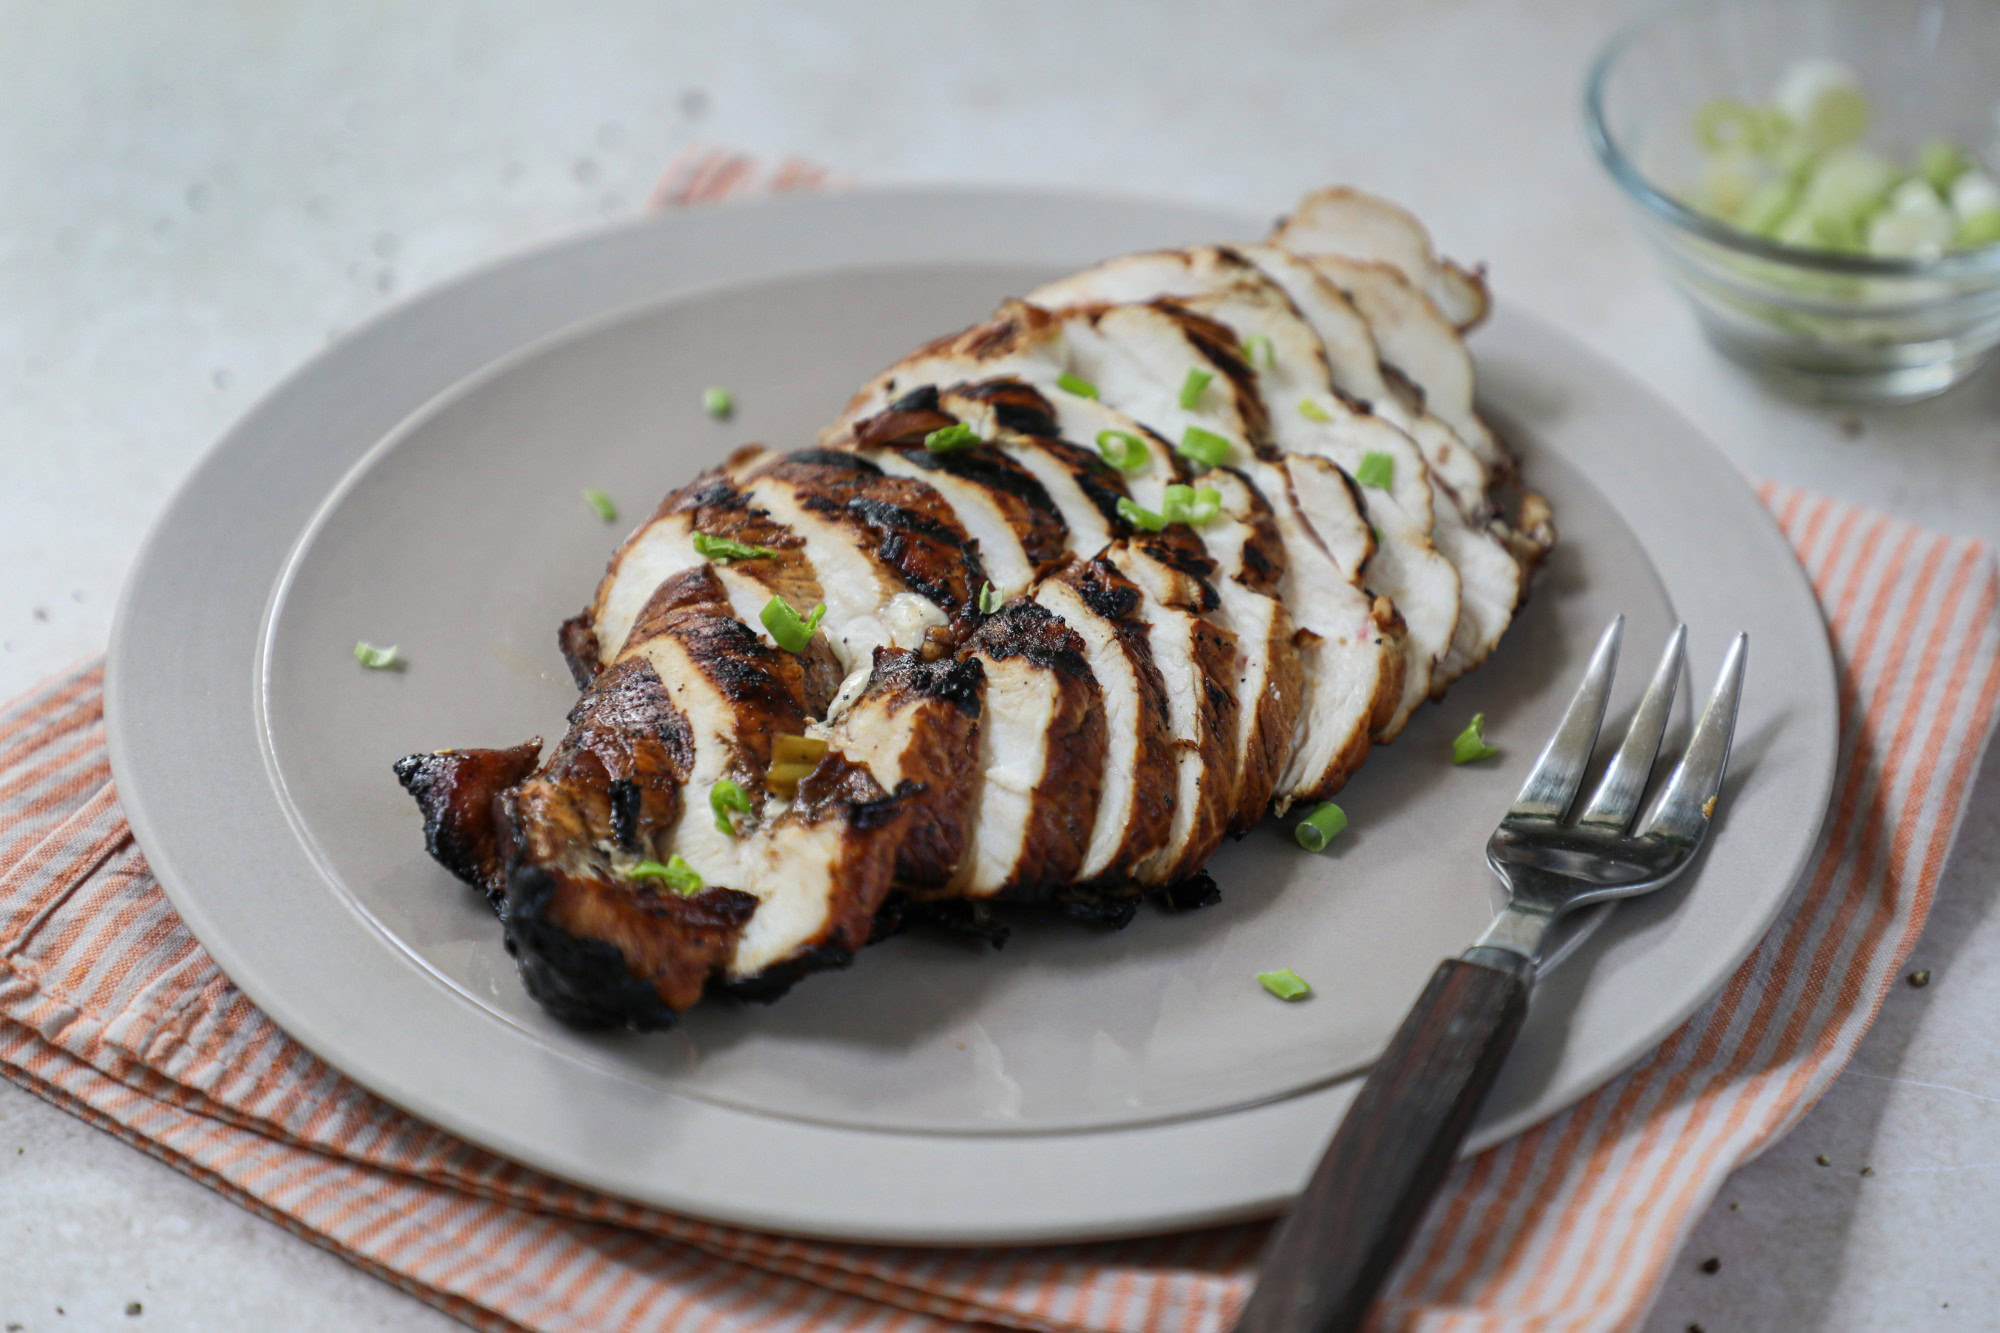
[1576, 624, 1687, 831]
[1510, 615, 1624, 822]
[1638, 633, 1748, 843]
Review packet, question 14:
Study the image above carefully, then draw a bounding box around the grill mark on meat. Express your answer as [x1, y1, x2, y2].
[748, 453, 987, 626]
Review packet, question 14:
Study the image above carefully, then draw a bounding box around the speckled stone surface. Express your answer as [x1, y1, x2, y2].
[2, 1, 1995, 1329]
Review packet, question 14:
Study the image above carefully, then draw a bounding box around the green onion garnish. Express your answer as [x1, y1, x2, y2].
[1353, 451, 1395, 490]
[1294, 801, 1347, 851]
[1116, 497, 1168, 532]
[1256, 968, 1312, 1001]
[1178, 426, 1232, 468]
[710, 779, 752, 835]
[978, 582, 1004, 614]
[693, 532, 776, 563]
[1298, 398, 1333, 423]
[1240, 334, 1275, 370]
[353, 641, 402, 670]
[1452, 713, 1502, 764]
[1160, 485, 1222, 527]
[583, 489, 618, 522]
[702, 386, 734, 419]
[1178, 368, 1213, 409]
[761, 597, 827, 653]
[1057, 372, 1100, 400]
[924, 423, 981, 453]
[1096, 429, 1149, 472]
[623, 854, 703, 895]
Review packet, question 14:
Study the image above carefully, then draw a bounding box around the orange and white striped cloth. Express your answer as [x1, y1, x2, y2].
[5, 154, 1999, 1331]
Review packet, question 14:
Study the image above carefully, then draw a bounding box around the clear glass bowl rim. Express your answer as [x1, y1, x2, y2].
[1583, 0, 2000, 281]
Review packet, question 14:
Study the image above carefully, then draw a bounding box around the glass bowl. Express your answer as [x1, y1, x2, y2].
[1586, 0, 2000, 402]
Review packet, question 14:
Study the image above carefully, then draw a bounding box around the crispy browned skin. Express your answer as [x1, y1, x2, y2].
[392, 740, 543, 904]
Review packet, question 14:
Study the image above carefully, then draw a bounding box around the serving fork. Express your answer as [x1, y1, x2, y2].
[1235, 615, 1747, 1333]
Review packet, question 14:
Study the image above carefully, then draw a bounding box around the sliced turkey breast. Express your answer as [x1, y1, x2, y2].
[832, 306, 1395, 806]
[396, 181, 1556, 1031]
[1236, 244, 1527, 694]
[1299, 255, 1509, 480]
[1028, 254, 1457, 732]
[1269, 185, 1491, 333]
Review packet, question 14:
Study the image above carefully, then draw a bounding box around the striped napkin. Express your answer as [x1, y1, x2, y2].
[5, 157, 1998, 1333]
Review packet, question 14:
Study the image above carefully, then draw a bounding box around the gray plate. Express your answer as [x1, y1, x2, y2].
[106, 187, 1838, 1244]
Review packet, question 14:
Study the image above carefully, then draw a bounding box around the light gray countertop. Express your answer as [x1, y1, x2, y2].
[3, 1, 1995, 1329]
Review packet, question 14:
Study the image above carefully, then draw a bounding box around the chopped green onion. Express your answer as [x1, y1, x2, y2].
[1056, 372, 1099, 400]
[1178, 425, 1232, 468]
[693, 532, 776, 563]
[760, 597, 827, 653]
[1293, 801, 1347, 852]
[1116, 497, 1168, 532]
[1693, 98, 1756, 152]
[710, 779, 752, 836]
[702, 386, 734, 419]
[353, 641, 402, 670]
[1958, 209, 2000, 248]
[924, 423, 981, 453]
[1353, 451, 1395, 490]
[978, 581, 1003, 614]
[1178, 368, 1213, 409]
[1298, 397, 1333, 423]
[1161, 484, 1222, 527]
[623, 854, 703, 895]
[1096, 429, 1149, 472]
[1452, 713, 1502, 764]
[1920, 139, 1971, 194]
[1240, 334, 1275, 370]
[582, 488, 618, 522]
[1256, 968, 1312, 1001]
[1774, 59, 1868, 152]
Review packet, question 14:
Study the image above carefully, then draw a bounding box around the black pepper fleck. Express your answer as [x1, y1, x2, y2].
[1861, 1166, 1875, 1177]
[1908, 969, 1931, 988]
[1816, 1153, 1832, 1166]
[126, 1301, 143, 1316]
[1689, 1324, 1705, 1333]
[1728, 1200, 1740, 1211]
[1699, 1256, 1721, 1274]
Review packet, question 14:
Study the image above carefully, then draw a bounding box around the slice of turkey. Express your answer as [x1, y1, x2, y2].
[1269, 185, 1491, 332]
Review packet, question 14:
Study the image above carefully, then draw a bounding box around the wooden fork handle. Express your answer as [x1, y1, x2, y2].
[1233, 957, 1531, 1333]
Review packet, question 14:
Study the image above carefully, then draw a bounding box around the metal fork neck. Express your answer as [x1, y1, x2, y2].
[1465, 900, 1559, 976]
